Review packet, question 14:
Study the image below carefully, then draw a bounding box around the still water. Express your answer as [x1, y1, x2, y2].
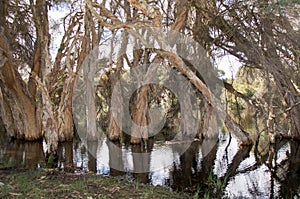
[0, 133, 299, 198]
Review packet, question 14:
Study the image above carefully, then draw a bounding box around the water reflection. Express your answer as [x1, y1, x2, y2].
[0, 133, 299, 198]
[0, 139, 44, 168]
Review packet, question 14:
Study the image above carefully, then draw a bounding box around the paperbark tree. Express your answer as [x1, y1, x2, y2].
[192, 0, 300, 140]
[1, 0, 298, 153]
[0, 0, 97, 153]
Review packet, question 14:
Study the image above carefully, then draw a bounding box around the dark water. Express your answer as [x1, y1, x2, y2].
[1, 133, 300, 198]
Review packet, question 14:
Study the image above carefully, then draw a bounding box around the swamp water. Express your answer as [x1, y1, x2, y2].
[0, 133, 299, 198]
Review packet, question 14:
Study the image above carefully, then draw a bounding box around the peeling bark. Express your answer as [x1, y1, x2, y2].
[107, 106, 122, 141]
[0, 32, 41, 140]
[130, 86, 149, 144]
[107, 66, 123, 142]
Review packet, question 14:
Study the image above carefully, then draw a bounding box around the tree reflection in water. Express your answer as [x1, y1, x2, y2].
[0, 133, 299, 198]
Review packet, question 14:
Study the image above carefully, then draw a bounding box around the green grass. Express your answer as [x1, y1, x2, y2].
[0, 169, 190, 198]
[134, 179, 140, 190]
[204, 171, 229, 199]
[0, 168, 239, 198]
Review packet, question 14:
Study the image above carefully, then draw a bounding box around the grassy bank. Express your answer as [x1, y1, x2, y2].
[0, 169, 190, 199]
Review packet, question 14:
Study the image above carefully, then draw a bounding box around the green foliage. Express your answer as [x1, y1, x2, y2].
[193, 186, 201, 199]
[204, 170, 229, 198]
[186, 168, 232, 198]
[226, 67, 269, 131]
[134, 179, 140, 190]
[46, 153, 59, 168]
[203, 192, 210, 199]
[47, 154, 54, 164]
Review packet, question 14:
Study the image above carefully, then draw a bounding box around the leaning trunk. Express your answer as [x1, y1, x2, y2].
[225, 114, 252, 145]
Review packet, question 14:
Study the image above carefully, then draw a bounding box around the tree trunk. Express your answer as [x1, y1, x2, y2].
[132, 144, 151, 178]
[0, 87, 40, 140]
[107, 69, 123, 141]
[225, 114, 252, 146]
[55, 71, 76, 142]
[84, 58, 98, 141]
[179, 83, 197, 138]
[31, 0, 60, 154]
[130, 85, 149, 144]
[0, 32, 41, 140]
[107, 110, 122, 141]
[108, 140, 124, 176]
[201, 103, 219, 139]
